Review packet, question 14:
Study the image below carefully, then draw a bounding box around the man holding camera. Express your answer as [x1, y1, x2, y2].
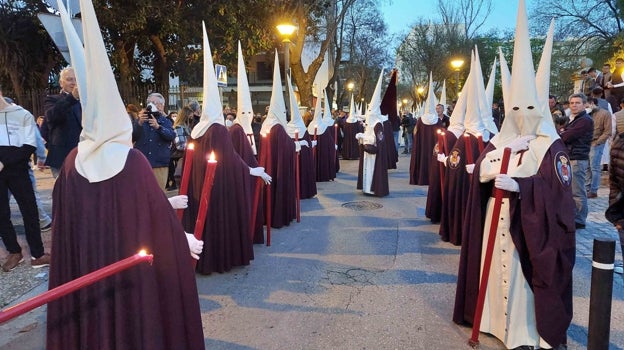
[134, 92, 175, 190]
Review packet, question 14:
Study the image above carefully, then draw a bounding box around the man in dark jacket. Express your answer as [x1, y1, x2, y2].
[606, 132, 624, 276]
[559, 93, 594, 229]
[43, 67, 82, 178]
[134, 92, 176, 190]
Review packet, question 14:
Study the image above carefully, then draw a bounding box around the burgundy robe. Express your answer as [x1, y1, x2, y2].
[293, 132, 317, 199]
[453, 140, 576, 348]
[383, 119, 398, 169]
[47, 149, 204, 350]
[341, 121, 363, 160]
[258, 124, 297, 228]
[425, 132, 457, 223]
[410, 117, 449, 185]
[229, 123, 265, 244]
[314, 129, 337, 182]
[356, 123, 389, 197]
[184, 123, 254, 274]
[438, 133, 482, 245]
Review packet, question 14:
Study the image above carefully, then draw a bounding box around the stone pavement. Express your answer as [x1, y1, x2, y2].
[0, 152, 623, 349]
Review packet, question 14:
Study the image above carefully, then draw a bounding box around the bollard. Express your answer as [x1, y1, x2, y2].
[587, 239, 615, 350]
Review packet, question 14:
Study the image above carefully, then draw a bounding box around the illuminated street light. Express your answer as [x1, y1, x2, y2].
[276, 22, 297, 115]
[450, 58, 464, 98]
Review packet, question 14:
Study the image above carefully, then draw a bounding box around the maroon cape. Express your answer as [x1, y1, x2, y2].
[184, 123, 254, 274]
[356, 123, 389, 197]
[258, 124, 297, 228]
[453, 140, 576, 348]
[341, 121, 363, 160]
[293, 132, 317, 199]
[410, 117, 449, 185]
[383, 120, 398, 169]
[314, 129, 337, 182]
[47, 149, 204, 350]
[229, 123, 265, 244]
[425, 132, 457, 223]
[438, 133, 482, 245]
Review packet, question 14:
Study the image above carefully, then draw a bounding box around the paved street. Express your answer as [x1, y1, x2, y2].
[1, 150, 624, 349]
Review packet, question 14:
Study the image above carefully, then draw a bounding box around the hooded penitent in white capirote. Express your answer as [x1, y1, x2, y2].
[473, 46, 497, 138]
[440, 80, 447, 110]
[463, 50, 488, 141]
[535, 19, 556, 119]
[489, 0, 559, 149]
[420, 72, 438, 125]
[286, 75, 308, 138]
[446, 69, 470, 139]
[191, 22, 224, 139]
[62, 0, 132, 183]
[363, 69, 385, 142]
[235, 41, 257, 154]
[322, 89, 335, 127]
[307, 90, 328, 135]
[346, 93, 357, 123]
[260, 50, 288, 135]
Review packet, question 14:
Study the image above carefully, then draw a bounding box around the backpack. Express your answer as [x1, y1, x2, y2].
[171, 125, 190, 159]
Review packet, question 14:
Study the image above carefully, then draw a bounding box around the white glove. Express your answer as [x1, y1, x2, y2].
[335, 144, 338, 150]
[494, 174, 520, 192]
[298, 140, 309, 148]
[465, 164, 475, 174]
[506, 135, 536, 153]
[295, 141, 302, 152]
[437, 153, 447, 164]
[260, 171, 272, 185]
[186, 233, 204, 260]
[250, 166, 265, 176]
[355, 133, 364, 140]
[0, 161, 3, 172]
[311, 140, 318, 147]
[168, 195, 188, 209]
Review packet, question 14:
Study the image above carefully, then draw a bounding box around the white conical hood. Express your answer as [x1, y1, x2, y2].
[536, 19, 555, 119]
[421, 72, 438, 125]
[57, 0, 86, 109]
[364, 69, 385, 139]
[440, 80, 447, 109]
[286, 75, 307, 138]
[307, 91, 328, 135]
[463, 51, 488, 140]
[485, 57, 497, 108]
[235, 41, 255, 139]
[474, 46, 497, 136]
[447, 71, 470, 138]
[322, 89, 334, 126]
[490, 0, 559, 148]
[260, 50, 288, 135]
[191, 23, 224, 139]
[499, 47, 511, 113]
[347, 93, 357, 122]
[72, 0, 132, 183]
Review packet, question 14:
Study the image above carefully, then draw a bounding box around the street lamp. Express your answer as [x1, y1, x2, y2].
[416, 86, 425, 104]
[450, 58, 464, 98]
[277, 22, 297, 115]
[402, 98, 408, 113]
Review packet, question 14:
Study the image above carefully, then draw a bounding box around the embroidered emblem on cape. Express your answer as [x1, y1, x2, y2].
[555, 152, 572, 186]
[449, 149, 461, 169]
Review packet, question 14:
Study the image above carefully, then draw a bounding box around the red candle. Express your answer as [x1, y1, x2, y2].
[334, 124, 338, 148]
[313, 126, 318, 161]
[265, 133, 272, 246]
[477, 133, 484, 153]
[437, 130, 446, 198]
[437, 129, 445, 154]
[295, 131, 301, 223]
[249, 135, 266, 239]
[193, 151, 217, 241]
[464, 133, 474, 165]
[0, 251, 153, 324]
[177, 143, 195, 220]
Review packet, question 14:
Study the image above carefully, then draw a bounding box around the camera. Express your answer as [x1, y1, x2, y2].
[146, 102, 159, 118]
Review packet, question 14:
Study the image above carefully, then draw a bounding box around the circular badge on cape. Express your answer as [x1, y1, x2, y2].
[554, 151, 572, 186]
[448, 148, 461, 169]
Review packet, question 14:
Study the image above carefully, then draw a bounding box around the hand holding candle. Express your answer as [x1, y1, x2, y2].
[177, 143, 195, 220]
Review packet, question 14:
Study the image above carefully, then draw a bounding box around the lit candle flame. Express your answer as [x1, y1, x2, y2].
[208, 151, 217, 162]
[187, 143, 195, 150]
[138, 249, 148, 256]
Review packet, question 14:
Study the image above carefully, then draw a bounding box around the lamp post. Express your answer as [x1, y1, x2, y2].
[402, 98, 408, 113]
[346, 81, 354, 110]
[416, 86, 425, 104]
[450, 59, 464, 98]
[276, 22, 297, 118]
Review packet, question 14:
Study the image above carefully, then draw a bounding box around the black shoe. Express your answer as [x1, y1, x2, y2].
[575, 222, 586, 229]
